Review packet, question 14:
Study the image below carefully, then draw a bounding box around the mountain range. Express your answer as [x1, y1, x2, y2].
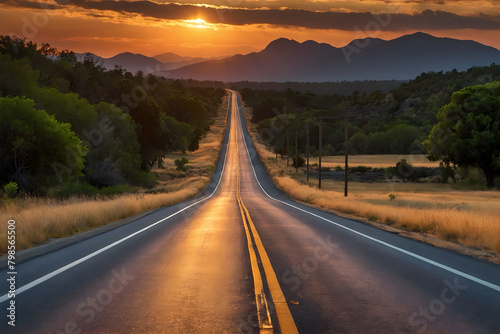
[76, 52, 224, 75]
[79, 33, 500, 82]
[166, 32, 500, 82]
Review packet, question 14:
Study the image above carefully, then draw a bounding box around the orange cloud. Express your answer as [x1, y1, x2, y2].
[1, 0, 499, 58]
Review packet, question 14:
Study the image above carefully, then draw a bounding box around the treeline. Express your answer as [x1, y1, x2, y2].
[230, 80, 403, 95]
[173, 79, 403, 96]
[0, 35, 225, 194]
[243, 64, 500, 157]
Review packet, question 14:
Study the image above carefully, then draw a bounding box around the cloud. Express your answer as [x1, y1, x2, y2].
[5, 0, 500, 31]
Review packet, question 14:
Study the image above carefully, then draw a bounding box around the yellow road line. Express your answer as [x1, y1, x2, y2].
[239, 197, 299, 334]
[233, 109, 298, 333]
[237, 171, 273, 331]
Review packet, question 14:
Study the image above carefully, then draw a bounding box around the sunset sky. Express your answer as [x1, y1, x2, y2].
[1, 0, 500, 58]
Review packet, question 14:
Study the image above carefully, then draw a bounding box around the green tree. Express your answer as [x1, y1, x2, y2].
[0, 97, 87, 191]
[251, 96, 291, 124]
[162, 94, 210, 151]
[86, 102, 142, 186]
[0, 54, 39, 97]
[425, 81, 500, 188]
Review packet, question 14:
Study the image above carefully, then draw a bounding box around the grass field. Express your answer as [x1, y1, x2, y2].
[243, 106, 500, 259]
[0, 96, 229, 254]
[306, 154, 440, 168]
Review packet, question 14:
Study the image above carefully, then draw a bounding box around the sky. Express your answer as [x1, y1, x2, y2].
[1, 0, 500, 58]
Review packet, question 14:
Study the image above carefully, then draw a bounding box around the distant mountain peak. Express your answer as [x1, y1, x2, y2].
[302, 40, 320, 46]
[407, 32, 434, 38]
[153, 52, 193, 63]
[264, 38, 300, 51]
[163, 32, 500, 82]
[346, 37, 386, 49]
[110, 52, 158, 60]
[263, 38, 335, 56]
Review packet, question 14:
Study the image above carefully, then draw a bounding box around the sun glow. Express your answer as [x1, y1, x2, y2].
[185, 18, 210, 29]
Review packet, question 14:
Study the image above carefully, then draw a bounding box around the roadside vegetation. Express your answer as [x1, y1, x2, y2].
[0, 34, 229, 253]
[0, 35, 226, 194]
[242, 65, 500, 188]
[0, 96, 228, 254]
[242, 73, 500, 262]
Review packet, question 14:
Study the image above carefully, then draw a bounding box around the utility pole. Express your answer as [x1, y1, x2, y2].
[344, 114, 349, 197]
[286, 132, 289, 167]
[306, 125, 310, 182]
[295, 131, 299, 173]
[318, 120, 322, 189]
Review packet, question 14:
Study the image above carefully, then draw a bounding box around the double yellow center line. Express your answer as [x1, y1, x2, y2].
[235, 141, 298, 334]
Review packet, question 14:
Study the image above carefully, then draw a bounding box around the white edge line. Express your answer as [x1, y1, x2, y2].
[235, 93, 500, 293]
[0, 104, 231, 304]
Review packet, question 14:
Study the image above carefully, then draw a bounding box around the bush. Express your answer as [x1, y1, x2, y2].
[99, 185, 130, 196]
[335, 165, 343, 172]
[387, 159, 418, 181]
[4, 181, 18, 198]
[350, 166, 371, 173]
[292, 156, 306, 168]
[54, 183, 99, 197]
[129, 170, 156, 188]
[175, 157, 190, 172]
[439, 162, 456, 183]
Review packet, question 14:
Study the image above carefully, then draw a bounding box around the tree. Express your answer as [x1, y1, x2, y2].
[86, 102, 142, 187]
[251, 96, 291, 124]
[425, 81, 500, 188]
[0, 54, 39, 97]
[162, 94, 210, 151]
[0, 97, 87, 191]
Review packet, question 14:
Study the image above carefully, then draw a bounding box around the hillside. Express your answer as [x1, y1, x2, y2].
[77, 52, 224, 74]
[166, 33, 500, 82]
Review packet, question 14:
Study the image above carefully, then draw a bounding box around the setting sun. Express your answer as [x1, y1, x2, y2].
[185, 18, 210, 29]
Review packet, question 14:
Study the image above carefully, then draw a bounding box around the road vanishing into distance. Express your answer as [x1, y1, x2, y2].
[1, 91, 500, 333]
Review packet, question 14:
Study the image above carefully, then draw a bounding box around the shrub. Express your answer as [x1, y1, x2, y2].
[175, 157, 189, 172]
[4, 181, 18, 198]
[292, 156, 306, 168]
[389, 193, 396, 201]
[99, 185, 130, 196]
[350, 166, 371, 173]
[388, 159, 418, 181]
[439, 162, 456, 183]
[54, 183, 99, 197]
[129, 170, 156, 188]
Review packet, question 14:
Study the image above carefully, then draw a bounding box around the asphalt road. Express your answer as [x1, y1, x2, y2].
[1, 91, 499, 333]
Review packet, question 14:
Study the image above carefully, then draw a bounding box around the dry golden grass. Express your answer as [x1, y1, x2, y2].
[242, 106, 500, 257]
[308, 154, 440, 168]
[0, 96, 229, 254]
[0, 178, 207, 252]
